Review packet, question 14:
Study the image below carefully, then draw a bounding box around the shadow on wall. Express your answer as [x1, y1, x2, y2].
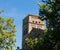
[28, 28, 44, 39]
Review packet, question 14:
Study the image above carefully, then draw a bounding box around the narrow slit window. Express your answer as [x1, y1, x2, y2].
[36, 21, 37, 23]
[39, 22, 40, 23]
[33, 21, 34, 23]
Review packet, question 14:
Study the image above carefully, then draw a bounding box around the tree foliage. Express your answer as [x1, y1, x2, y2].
[0, 14, 16, 50]
[25, 38, 38, 50]
[39, 0, 60, 50]
[25, 37, 44, 50]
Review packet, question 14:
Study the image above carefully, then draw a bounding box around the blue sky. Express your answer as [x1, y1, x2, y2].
[0, 0, 42, 49]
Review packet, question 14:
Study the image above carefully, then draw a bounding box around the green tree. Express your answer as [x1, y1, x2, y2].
[38, 0, 60, 50]
[25, 38, 38, 50]
[0, 11, 16, 50]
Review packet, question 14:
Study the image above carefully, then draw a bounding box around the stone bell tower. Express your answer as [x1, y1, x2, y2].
[22, 14, 44, 50]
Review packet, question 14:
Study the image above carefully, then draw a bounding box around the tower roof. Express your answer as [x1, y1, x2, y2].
[23, 14, 40, 20]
